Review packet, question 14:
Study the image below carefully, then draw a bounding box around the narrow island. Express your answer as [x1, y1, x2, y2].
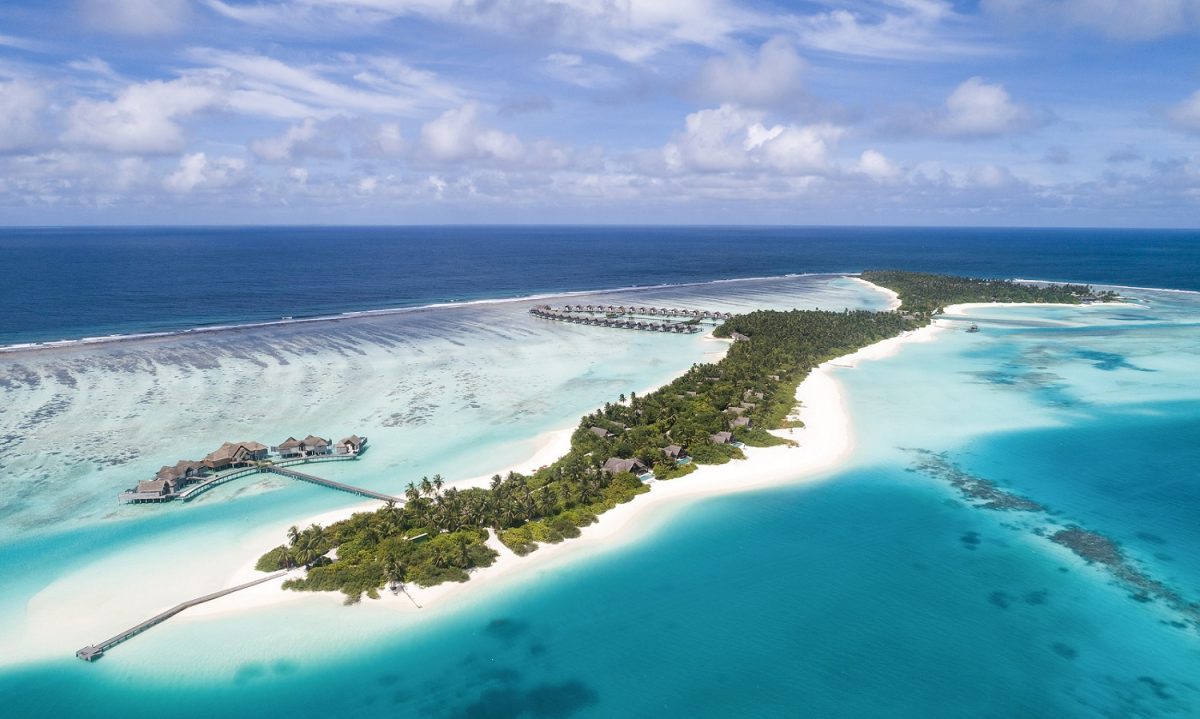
[254, 271, 1113, 603]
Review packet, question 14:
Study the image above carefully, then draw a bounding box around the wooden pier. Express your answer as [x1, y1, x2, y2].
[76, 571, 287, 661]
[264, 465, 399, 502]
[529, 304, 733, 333]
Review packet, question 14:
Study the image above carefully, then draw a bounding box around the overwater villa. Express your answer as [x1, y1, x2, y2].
[120, 433, 369, 504]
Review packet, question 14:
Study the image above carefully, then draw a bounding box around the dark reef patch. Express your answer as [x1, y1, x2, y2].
[1051, 643, 1077, 659]
[484, 618, 530, 645]
[988, 590, 1013, 609]
[454, 679, 598, 719]
[907, 450, 1044, 511]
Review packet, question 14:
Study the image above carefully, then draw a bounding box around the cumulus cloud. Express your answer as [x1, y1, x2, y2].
[857, 149, 901, 182]
[0, 80, 48, 152]
[78, 0, 191, 35]
[983, 0, 1200, 41]
[163, 152, 247, 192]
[418, 102, 523, 163]
[61, 75, 226, 154]
[692, 37, 807, 109]
[1166, 90, 1200, 133]
[934, 77, 1038, 138]
[662, 104, 843, 175]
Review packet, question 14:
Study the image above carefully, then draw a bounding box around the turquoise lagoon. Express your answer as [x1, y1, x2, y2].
[1, 277, 1199, 717]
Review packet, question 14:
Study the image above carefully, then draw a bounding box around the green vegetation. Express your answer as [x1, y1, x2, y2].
[861, 270, 1116, 316]
[257, 271, 1116, 603]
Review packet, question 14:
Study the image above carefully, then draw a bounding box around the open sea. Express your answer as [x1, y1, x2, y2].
[0, 226, 1198, 718]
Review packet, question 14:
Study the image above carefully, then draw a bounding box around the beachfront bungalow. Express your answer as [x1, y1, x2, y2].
[731, 332, 750, 342]
[601, 457, 647, 475]
[728, 406, 746, 416]
[662, 445, 687, 460]
[589, 426, 613, 439]
[732, 417, 751, 428]
[744, 390, 765, 401]
[710, 431, 733, 445]
[335, 435, 368, 455]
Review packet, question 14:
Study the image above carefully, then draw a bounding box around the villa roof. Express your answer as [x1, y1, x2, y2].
[241, 441, 268, 451]
[732, 417, 751, 427]
[663, 445, 684, 457]
[588, 426, 612, 439]
[204, 442, 240, 462]
[137, 479, 169, 494]
[337, 435, 362, 446]
[602, 457, 646, 474]
[302, 434, 330, 447]
[710, 431, 733, 444]
[277, 437, 301, 450]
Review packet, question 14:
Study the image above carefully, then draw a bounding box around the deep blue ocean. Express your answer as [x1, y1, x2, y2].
[1, 226, 1197, 344]
[1, 227, 1198, 717]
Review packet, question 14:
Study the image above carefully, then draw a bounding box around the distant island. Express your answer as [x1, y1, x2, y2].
[255, 271, 1114, 603]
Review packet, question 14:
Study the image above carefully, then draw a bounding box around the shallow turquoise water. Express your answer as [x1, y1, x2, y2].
[1, 280, 1198, 717]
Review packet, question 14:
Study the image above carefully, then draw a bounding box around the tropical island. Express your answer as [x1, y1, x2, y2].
[255, 271, 1114, 603]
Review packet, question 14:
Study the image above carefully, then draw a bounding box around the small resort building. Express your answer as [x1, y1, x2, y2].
[335, 435, 368, 455]
[732, 417, 751, 428]
[710, 431, 733, 444]
[601, 457, 648, 475]
[589, 426, 613, 439]
[662, 445, 686, 459]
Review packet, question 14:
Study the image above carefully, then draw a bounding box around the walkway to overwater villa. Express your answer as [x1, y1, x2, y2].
[76, 571, 289, 661]
[529, 304, 733, 333]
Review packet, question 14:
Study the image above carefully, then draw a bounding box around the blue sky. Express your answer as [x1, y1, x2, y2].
[0, 0, 1198, 226]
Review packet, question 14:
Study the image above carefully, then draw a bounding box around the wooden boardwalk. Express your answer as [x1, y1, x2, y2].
[264, 465, 399, 502]
[76, 571, 287, 661]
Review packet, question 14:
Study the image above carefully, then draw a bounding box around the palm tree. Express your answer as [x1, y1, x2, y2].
[432, 474, 445, 494]
[287, 525, 300, 547]
[419, 476, 433, 498]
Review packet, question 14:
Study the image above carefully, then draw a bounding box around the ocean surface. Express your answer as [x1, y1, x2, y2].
[0, 227, 1198, 717]
[1, 226, 1198, 345]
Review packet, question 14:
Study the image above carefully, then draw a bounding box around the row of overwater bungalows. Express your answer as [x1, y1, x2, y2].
[121, 434, 368, 502]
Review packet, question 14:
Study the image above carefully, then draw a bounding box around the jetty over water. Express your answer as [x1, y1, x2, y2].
[76, 571, 287, 661]
[530, 304, 733, 333]
[265, 464, 398, 501]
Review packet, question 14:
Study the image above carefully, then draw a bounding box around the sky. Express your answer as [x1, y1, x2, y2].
[0, 0, 1198, 226]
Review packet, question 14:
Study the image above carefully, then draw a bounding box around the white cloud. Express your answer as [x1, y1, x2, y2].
[61, 74, 226, 154]
[1166, 90, 1200, 133]
[935, 77, 1036, 137]
[163, 152, 247, 192]
[857, 149, 901, 182]
[205, 0, 763, 63]
[794, 0, 993, 59]
[0, 80, 47, 152]
[983, 0, 1200, 41]
[663, 104, 842, 175]
[78, 0, 191, 35]
[251, 118, 328, 162]
[693, 37, 807, 109]
[190, 49, 460, 119]
[541, 53, 617, 88]
[418, 102, 523, 163]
